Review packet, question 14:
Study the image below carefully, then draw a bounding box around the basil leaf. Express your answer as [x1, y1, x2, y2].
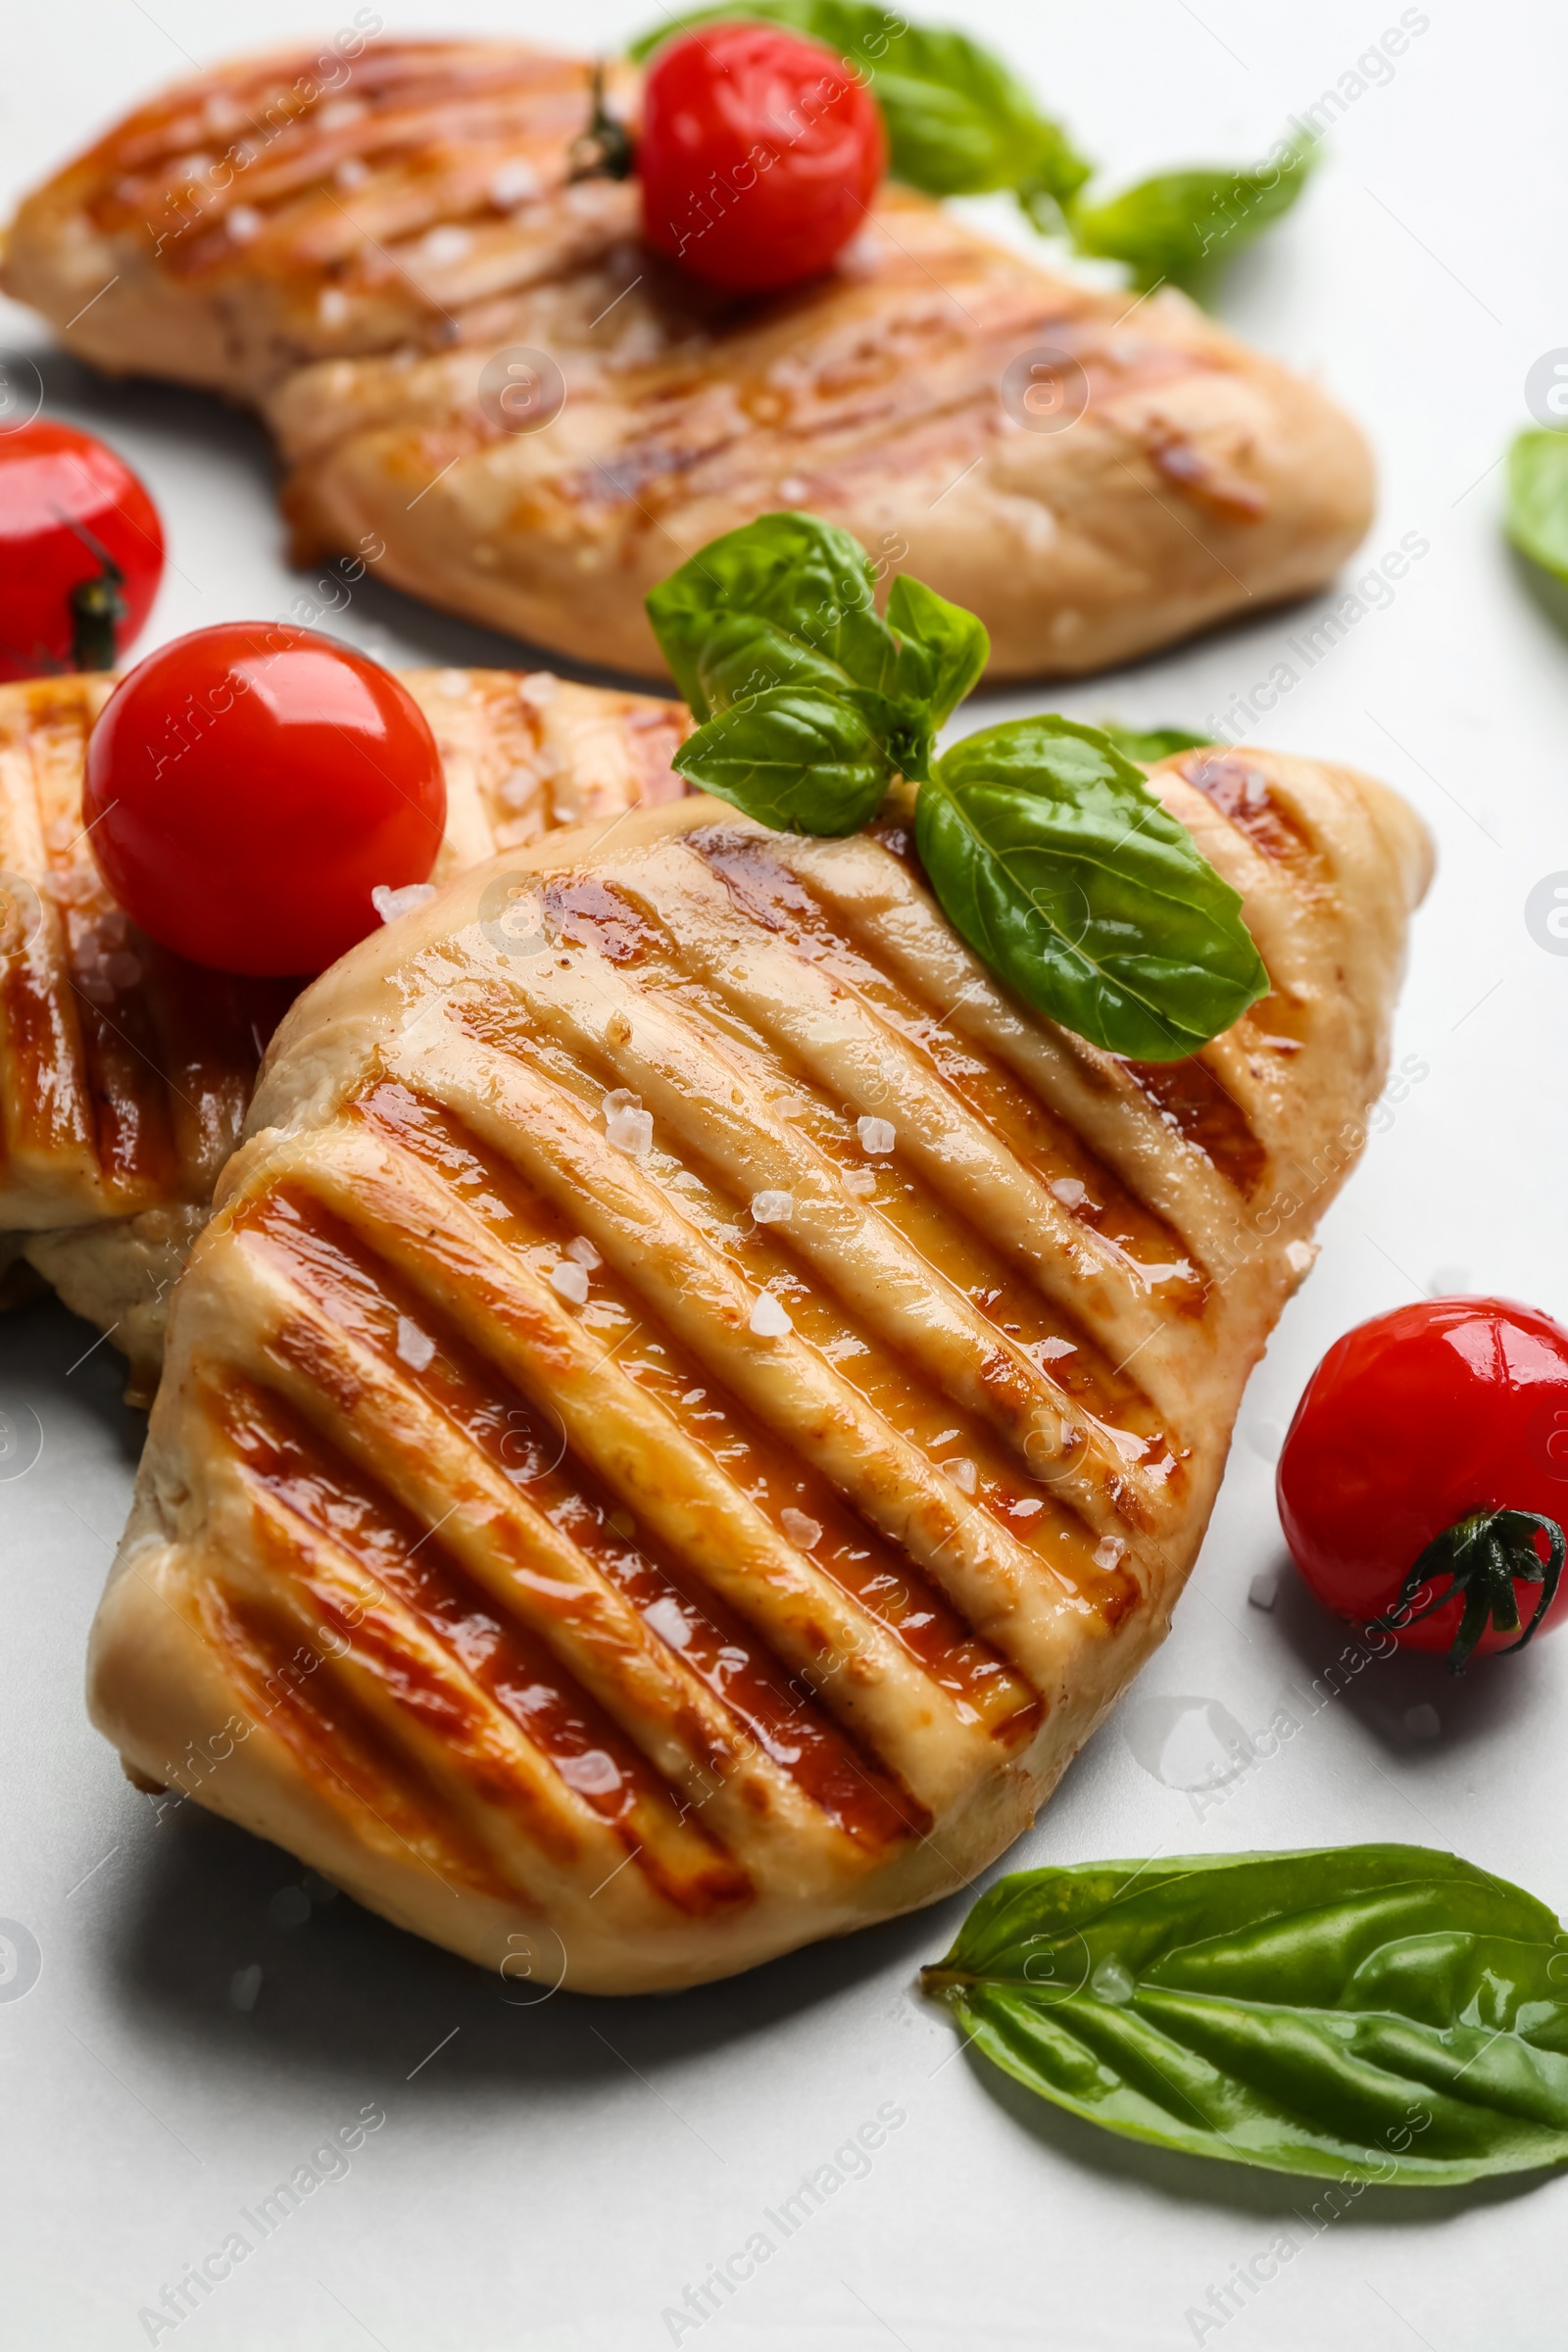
[1506, 428, 1568, 585]
[628, 3, 1091, 218]
[1102, 724, 1212, 764]
[885, 572, 990, 728]
[672, 684, 891, 833]
[924, 1845, 1568, 2185]
[646, 512, 896, 721]
[1071, 133, 1315, 292]
[917, 716, 1269, 1060]
[682, 610, 857, 720]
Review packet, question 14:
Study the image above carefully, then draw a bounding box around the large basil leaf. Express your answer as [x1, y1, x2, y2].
[628, 3, 1091, 218]
[1102, 724, 1212, 764]
[1070, 134, 1316, 292]
[917, 716, 1268, 1060]
[924, 1845, 1568, 2184]
[1506, 428, 1568, 586]
[672, 684, 891, 833]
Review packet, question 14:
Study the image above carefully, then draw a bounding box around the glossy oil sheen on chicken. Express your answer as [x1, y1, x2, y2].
[0, 667, 686, 1393]
[89, 757, 1431, 1990]
[1, 41, 1375, 679]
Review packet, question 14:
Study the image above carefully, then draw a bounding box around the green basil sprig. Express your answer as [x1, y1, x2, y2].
[645, 508, 985, 832]
[1071, 134, 1317, 294]
[628, 4, 1311, 291]
[1506, 428, 1568, 586]
[627, 0, 1092, 224]
[647, 514, 1267, 1059]
[923, 1845, 1568, 2184]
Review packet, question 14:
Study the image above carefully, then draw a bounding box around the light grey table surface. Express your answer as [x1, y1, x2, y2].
[3, 3, 1565, 2345]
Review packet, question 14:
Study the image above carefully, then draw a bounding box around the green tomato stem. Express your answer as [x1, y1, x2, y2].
[68, 567, 126, 672]
[1370, 1507, 1566, 1674]
[568, 61, 635, 181]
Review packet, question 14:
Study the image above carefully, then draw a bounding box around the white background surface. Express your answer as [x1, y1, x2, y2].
[3, 3, 1567, 2346]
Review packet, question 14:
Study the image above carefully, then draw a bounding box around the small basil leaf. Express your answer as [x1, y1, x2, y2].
[672, 684, 891, 834]
[917, 715, 1268, 1060]
[885, 572, 990, 728]
[924, 1845, 1568, 2185]
[628, 3, 1091, 215]
[1102, 724, 1212, 764]
[1506, 428, 1568, 585]
[1071, 132, 1315, 293]
[647, 512, 898, 720]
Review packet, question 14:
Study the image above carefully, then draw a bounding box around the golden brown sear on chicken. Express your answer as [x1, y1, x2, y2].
[2, 40, 1375, 680]
[0, 666, 686, 1393]
[89, 756, 1430, 1990]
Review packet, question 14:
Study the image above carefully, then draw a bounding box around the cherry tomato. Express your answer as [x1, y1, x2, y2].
[639, 24, 886, 294]
[1277, 1297, 1568, 1670]
[83, 623, 445, 977]
[0, 420, 164, 681]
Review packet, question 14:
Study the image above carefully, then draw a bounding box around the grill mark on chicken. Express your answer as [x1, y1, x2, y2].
[1120, 1056, 1270, 1198]
[1179, 751, 1318, 871]
[0, 936, 89, 1178]
[88, 48, 606, 257]
[224, 1153, 981, 1853]
[515, 943, 1183, 1465]
[353, 1083, 1040, 1743]
[684, 823, 1207, 1313]
[444, 973, 1170, 1576]
[293, 1098, 1053, 1790]
[522, 855, 1200, 1471]
[202, 1556, 525, 1904]
[237, 1171, 942, 1855]
[212, 1370, 759, 1913]
[546, 275, 1236, 552]
[64, 924, 184, 1202]
[723, 837, 1278, 1213]
[381, 1013, 1133, 1722]
[585, 956, 1175, 1434]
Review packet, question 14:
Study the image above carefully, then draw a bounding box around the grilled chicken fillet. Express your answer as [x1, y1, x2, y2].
[2, 41, 1374, 679]
[88, 756, 1430, 1990]
[0, 666, 685, 1393]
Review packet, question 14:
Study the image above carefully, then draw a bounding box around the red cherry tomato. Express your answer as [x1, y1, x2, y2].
[83, 623, 445, 977]
[1277, 1297, 1568, 1670]
[640, 24, 886, 293]
[0, 419, 164, 681]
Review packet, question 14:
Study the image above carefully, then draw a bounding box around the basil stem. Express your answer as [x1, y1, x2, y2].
[924, 1846, 1568, 2184]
